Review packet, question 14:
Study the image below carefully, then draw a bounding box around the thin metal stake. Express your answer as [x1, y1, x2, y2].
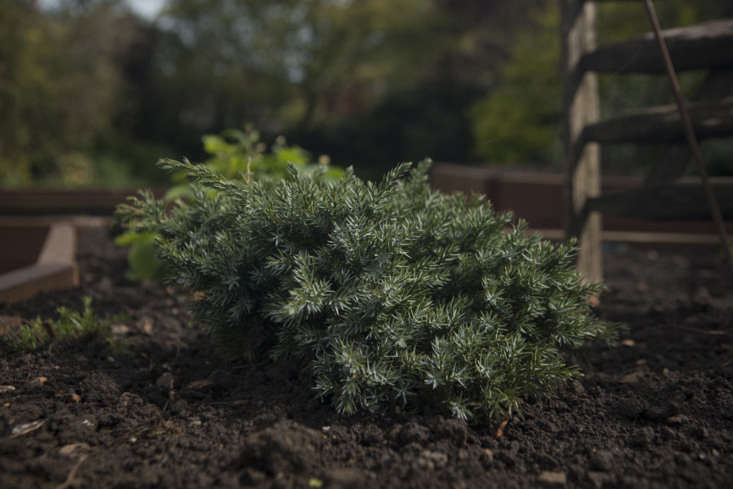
[643, 0, 733, 269]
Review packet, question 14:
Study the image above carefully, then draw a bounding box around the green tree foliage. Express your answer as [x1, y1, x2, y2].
[470, 2, 561, 166]
[118, 159, 615, 421]
[135, 0, 547, 171]
[294, 81, 484, 179]
[0, 1, 141, 186]
[150, 0, 458, 132]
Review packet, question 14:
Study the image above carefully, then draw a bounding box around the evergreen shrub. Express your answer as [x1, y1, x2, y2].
[118, 159, 614, 421]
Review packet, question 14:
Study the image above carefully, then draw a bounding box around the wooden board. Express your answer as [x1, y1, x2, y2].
[586, 178, 733, 220]
[0, 223, 78, 303]
[580, 99, 733, 144]
[530, 228, 723, 246]
[0, 263, 77, 304]
[579, 19, 733, 74]
[0, 188, 167, 216]
[562, 0, 603, 284]
[429, 164, 733, 235]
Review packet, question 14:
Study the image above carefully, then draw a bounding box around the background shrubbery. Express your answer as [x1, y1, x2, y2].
[119, 160, 615, 421]
[3, 0, 733, 188]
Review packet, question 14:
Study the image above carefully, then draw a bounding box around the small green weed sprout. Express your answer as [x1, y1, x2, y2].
[118, 159, 615, 422]
[2, 297, 121, 352]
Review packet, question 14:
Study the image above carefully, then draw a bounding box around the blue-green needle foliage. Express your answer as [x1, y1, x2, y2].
[118, 159, 614, 421]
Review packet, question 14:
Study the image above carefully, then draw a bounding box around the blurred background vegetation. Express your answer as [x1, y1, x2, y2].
[2, 0, 732, 187]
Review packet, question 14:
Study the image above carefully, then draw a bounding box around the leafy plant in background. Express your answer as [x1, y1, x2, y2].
[118, 159, 615, 422]
[170, 126, 342, 194]
[116, 126, 343, 281]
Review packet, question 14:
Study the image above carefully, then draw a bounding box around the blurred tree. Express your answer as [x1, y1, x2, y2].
[0, 0, 141, 186]
[138, 0, 547, 172]
[149, 0, 449, 132]
[289, 0, 547, 174]
[5, 0, 731, 186]
[293, 81, 484, 179]
[469, 2, 561, 167]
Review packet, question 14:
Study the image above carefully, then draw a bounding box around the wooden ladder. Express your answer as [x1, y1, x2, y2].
[561, 1, 733, 283]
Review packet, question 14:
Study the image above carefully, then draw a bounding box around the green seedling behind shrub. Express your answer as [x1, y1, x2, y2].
[116, 126, 343, 281]
[118, 159, 615, 422]
[197, 127, 343, 183]
[114, 230, 166, 281]
[2, 297, 123, 353]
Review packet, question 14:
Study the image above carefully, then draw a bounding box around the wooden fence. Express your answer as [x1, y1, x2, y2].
[561, 1, 733, 281]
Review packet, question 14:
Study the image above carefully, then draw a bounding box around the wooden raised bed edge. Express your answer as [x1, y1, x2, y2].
[0, 188, 168, 216]
[430, 163, 733, 241]
[0, 223, 79, 304]
[1, 169, 729, 251]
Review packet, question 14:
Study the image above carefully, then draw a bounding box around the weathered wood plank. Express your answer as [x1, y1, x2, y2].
[38, 224, 76, 267]
[0, 188, 167, 215]
[0, 263, 76, 304]
[0, 222, 78, 303]
[429, 164, 499, 196]
[580, 19, 733, 74]
[531, 228, 724, 246]
[562, 0, 603, 284]
[586, 178, 733, 220]
[642, 71, 733, 185]
[580, 98, 733, 144]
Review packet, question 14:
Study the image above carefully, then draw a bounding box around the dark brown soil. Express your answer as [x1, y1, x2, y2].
[1, 229, 731, 489]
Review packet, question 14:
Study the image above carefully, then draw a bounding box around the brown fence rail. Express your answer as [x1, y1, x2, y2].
[0, 188, 167, 216]
[430, 163, 733, 237]
[2, 170, 730, 242]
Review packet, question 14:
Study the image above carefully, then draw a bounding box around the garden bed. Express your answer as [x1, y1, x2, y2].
[0, 220, 78, 303]
[0, 227, 731, 489]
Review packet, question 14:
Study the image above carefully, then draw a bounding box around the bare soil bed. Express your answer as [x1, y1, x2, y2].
[1, 228, 732, 489]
